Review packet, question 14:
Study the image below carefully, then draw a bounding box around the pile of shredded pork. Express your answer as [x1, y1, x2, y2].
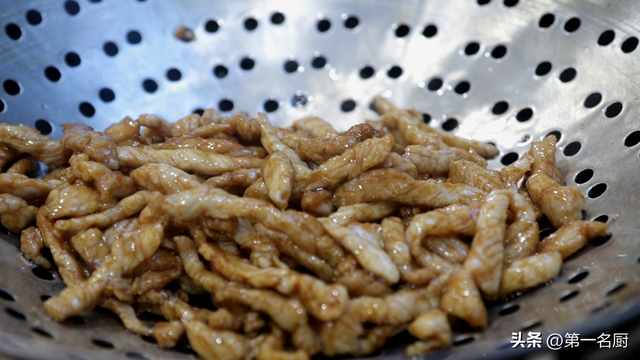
[0, 97, 608, 359]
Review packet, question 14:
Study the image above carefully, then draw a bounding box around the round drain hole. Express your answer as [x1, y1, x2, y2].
[64, 1, 80, 16]
[501, 152, 518, 165]
[605, 282, 627, 296]
[317, 19, 331, 32]
[492, 101, 509, 115]
[5, 308, 27, 321]
[559, 289, 580, 302]
[441, 118, 458, 131]
[166, 68, 182, 81]
[240, 57, 255, 70]
[204, 19, 219, 33]
[0, 289, 15, 302]
[92, 339, 115, 349]
[264, 99, 279, 113]
[5, 23, 22, 40]
[26, 10, 43, 26]
[387, 66, 403, 79]
[32, 266, 54, 280]
[624, 131, 640, 147]
[341, 99, 356, 112]
[559, 67, 577, 82]
[422, 24, 437, 38]
[427, 77, 443, 91]
[126, 30, 142, 44]
[99, 88, 115, 102]
[592, 215, 609, 223]
[490, 45, 507, 59]
[78, 102, 96, 119]
[563, 141, 581, 156]
[592, 234, 612, 247]
[564, 17, 581, 33]
[453, 335, 476, 346]
[359, 66, 374, 79]
[539, 13, 555, 28]
[568, 270, 589, 284]
[103, 42, 118, 57]
[142, 79, 158, 93]
[218, 99, 234, 112]
[311, 56, 327, 69]
[344, 16, 359, 29]
[31, 327, 53, 338]
[621, 36, 639, 53]
[604, 102, 623, 118]
[284, 60, 299, 73]
[588, 183, 607, 198]
[498, 303, 520, 316]
[270, 12, 285, 25]
[213, 65, 228, 78]
[464, 42, 480, 55]
[535, 61, 552, 76]
[395, 24, 410, 37]
[597, 29, 616, 46]
[516, 108, 533, 122]
[244, 17, 258, 31]
[35, 119, 53, 135]
[454, 81, 471, 95]
[583, 92, 602, 108]
[574, 169, 594, 184]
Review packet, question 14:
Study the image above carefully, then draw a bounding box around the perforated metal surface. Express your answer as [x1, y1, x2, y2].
[1, 0, 640, 359]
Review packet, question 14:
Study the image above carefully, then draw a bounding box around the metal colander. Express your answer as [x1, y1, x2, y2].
[1, 0, 639, 359]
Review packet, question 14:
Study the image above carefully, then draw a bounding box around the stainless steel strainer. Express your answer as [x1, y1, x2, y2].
[1, 0, 640, 359]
